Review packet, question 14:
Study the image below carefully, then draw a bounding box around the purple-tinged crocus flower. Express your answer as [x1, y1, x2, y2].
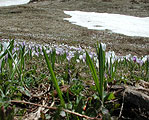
[67, 55, 73, 61]
[137, 59, 143, 66]
[132, 56, 137, 62]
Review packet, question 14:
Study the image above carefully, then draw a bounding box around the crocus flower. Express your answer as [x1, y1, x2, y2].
[104, 73, 108, 79]
[82, 53, 86, 59]
[76, 59, 80, 63]
[67, 55, 73, 61]
[89, 53, 93, 59]
[56, 48, 64, 55]
[79, 55, 83, 60]
[32, 51, 36, 56]
[96, 59, 99, 68]
[2, 42, 9, 51]
[142, 55, 148, 63]
[99, 43, 106, 51]
[132, 56, 137, 62]
[137, 59, 143, 66]
[34, 52, 39, 57]
[13, 58, 18, 68]
[125, 54, 131, 61]
[106, 51, 116, 65]
[46, 50, 51, 54]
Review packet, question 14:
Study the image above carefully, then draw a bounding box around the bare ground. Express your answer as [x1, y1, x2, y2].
[0, 0, 149, 56]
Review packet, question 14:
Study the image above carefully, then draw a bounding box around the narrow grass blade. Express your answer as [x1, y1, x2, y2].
[98, 44, 104, 102]
[42, 47, 65, 107]
[10, 59, 21, 80]
[0, 40, 14, 59]
[0, 88, 5, 98]
[8, 42, 14, 74]
[0, 59, 5, 73]
[7, 49, 20, 78]
[86, 51, 100, 97]
[21, 45, 25, 71]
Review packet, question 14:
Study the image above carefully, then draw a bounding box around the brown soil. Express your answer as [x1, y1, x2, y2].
[0, 0, 149, 56]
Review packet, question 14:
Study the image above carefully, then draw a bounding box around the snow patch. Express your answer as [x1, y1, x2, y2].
[64, 11, 149, 38]
[0, 0, 30, 7]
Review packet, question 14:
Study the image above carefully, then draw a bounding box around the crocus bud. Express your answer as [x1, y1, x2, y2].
[99, 43, 106, 51]
[132, 56, 137, 62]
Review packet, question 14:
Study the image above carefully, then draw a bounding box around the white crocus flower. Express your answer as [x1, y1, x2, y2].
[106, 51, 116, 65]
[32, 51, 36, 56]
[46, 50, 51, 54]
[2, 42, 9, 51]
[0, 42, 9, 71]
[96, 59, 99, 68]
[99, 43, 106, 51]
[125, 54, 131, 60]
[0, 42, 9, 72]
[79, 55, 83, 60]
[13, 57, 18, 68]
[76, 59, 80, 63]
[0, 51, 4, 57]
[83, 53, 86, 58]
[142, 55, 148, 63]
[94, 56, 97, 61]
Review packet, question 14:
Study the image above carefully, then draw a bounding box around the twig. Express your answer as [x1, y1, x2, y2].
[11, 100, 100, 120]
[118, 90, 125, 118]
[104, 99, 119, 104]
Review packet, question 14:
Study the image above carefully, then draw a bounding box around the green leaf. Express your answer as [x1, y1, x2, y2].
[0, 59, 5, 74]
[0, 89, 5, 98]
[42, 47, 65, 107]
[75, 97, 84, 114]
[86, 51, 100, 97]
[104, 92, 115, 101]
[98, 44, 104, 102]
[7, 49, 20, 79]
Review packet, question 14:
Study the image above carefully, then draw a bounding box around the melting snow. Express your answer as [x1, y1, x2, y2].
[0, 0, 30, 7]
[64, 11, 149, 37]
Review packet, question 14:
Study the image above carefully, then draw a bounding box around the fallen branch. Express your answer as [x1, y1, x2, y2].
[11, 100, 100, 120]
